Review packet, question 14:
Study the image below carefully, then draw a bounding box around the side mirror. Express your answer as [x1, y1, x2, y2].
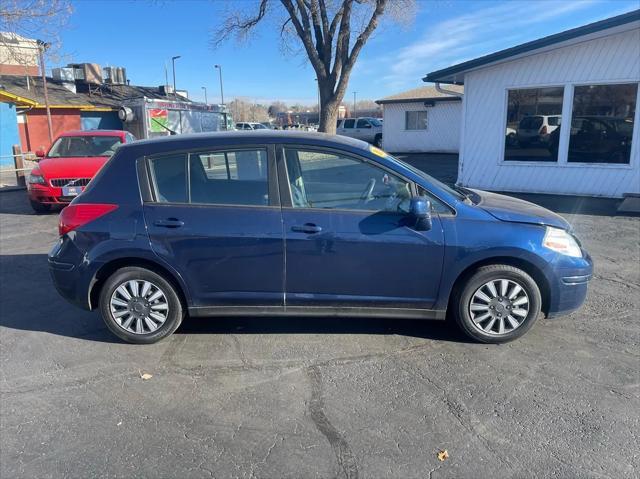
[364, 123, 372, 128]
[35, 149, 46, 159]
[409, 196, 432, 231]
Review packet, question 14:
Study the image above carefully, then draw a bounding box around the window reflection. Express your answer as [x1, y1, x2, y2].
[504, 87, 564, 162]
[567, 83, 637, 164]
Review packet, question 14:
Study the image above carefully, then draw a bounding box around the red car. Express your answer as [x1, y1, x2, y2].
[27, 130, 135, 213]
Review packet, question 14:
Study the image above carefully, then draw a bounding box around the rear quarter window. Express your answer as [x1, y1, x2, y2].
[147, 154, 188, 203]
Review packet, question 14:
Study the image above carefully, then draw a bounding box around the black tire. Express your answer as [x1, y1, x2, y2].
[30, 200, 51, 214]
[99, 266, 184, 344]
[452, 264, 542, 343]
[374, 134, 383, 148]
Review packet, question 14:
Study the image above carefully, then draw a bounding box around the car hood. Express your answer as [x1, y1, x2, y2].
[37, 156, 109, 179]
[472, 189, 571, 230]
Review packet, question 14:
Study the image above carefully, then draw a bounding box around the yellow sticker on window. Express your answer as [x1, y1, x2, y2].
[369, 145, 387, 158]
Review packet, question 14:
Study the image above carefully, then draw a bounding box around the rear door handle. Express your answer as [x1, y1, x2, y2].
[291, 223, 322, 234]
[154, 218, 184, 228]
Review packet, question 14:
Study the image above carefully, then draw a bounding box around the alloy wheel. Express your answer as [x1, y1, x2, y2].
[468, 279, 530, 335]
[109, 280, 169, 334]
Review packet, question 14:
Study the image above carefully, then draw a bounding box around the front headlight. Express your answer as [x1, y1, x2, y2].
[543, 227, 582, 258]
[28, 173, 45, 184]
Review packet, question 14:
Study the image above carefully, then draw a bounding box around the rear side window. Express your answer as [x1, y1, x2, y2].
[147, 149, 269, 206]
[342, 119, 355, 129]
[148, 154, 188, 203]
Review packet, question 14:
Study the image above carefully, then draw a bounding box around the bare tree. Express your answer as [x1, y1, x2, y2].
[230, 98, 270, 123]
[268, 100, 288, 117]
[0, 0, 73, 66]
[213, 0, 414, 134]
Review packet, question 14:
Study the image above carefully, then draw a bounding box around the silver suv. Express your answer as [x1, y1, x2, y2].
[337, 117, 383, 147]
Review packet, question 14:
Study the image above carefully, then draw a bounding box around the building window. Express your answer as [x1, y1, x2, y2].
[405, 111, 428, 130]
[567, 83, 637, 164]
[504, 87, 564, 162]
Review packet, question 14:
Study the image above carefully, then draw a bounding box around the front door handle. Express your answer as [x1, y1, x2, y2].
[154, 218, 184, 228]
[291, 223, 322, 234]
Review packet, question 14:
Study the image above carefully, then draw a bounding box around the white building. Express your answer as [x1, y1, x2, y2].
[376, 85, 463, 153]
[425, 10, 640, 198]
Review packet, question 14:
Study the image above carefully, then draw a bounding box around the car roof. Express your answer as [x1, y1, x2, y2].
[126, 130, 371, 152]
[58, 130, 126, 137]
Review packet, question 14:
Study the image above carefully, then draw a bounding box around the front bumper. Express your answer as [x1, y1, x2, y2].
[28, 184, 80, 204]
[545, 252, 593, 318]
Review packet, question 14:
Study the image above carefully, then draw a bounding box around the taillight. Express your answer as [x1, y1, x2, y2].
[59, 203, 118, 236]
[540, 125, 548, 135]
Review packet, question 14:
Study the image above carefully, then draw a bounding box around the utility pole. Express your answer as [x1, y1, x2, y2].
[37, 40, 53, 144]
[214, 65, 224, 104]
[353, 91, 357, 118]
[164, 61, 168, 87]
[215, 64, 227, 129]
[171, 55, 181, 93]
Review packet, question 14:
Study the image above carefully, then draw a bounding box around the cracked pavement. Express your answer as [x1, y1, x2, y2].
[1, 189, 639, 478]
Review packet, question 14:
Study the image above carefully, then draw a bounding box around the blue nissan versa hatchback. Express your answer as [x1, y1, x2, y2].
[49, 131, 592, 344]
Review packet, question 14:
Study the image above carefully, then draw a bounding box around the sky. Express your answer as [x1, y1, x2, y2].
[55, 0, 639, 105]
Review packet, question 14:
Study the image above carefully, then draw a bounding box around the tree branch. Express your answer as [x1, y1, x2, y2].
[308, 0, 326, 65]
[212, 0, 269, 48]
[335, 0, 387, 96]
[331, 0, 353, 85]
[280, 0, 326, 78]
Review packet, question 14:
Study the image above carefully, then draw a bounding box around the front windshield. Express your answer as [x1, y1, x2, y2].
[381, 151, 467, 202]
[48, 136, 122, 158]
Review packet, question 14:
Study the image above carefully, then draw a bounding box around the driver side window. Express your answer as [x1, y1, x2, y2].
[284, 149, 411, 213]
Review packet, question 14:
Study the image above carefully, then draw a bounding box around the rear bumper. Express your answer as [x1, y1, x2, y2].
[48, 239, 94, 310]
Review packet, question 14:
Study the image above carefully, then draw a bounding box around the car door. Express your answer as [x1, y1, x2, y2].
[339, 119, 356, 138]
[278, 146, 445, 311]
[143, 145, 284, 310]
[355, 119, 372, 141]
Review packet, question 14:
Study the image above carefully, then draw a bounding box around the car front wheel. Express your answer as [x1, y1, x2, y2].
[99, 267, 184, 344]
[453, 265, 542, 343]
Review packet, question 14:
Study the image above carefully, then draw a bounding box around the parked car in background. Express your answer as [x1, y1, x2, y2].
[548, 115, 634, 164]
[236, 122, 269, 130]
[516, 115, 561, 145]
[337, 117, 383, 147]
[28, 130, 135, 213]
[49, 131, 592, 345]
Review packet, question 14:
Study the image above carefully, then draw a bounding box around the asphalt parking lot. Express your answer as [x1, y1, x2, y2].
[1, 185, 639, 478]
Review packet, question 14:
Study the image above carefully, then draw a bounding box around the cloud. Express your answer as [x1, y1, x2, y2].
[380, 0, 599, 91]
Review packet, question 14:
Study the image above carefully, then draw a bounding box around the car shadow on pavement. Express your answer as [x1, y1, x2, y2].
[0, 253, 120, 343]
[0, 253, 470, 344]
[177, 315, 471, 343]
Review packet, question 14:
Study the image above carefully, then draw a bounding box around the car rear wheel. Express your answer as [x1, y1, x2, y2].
[30, 200, 51, 214]
[453, 265, 542, 343]
[99, 267, 184, 344]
